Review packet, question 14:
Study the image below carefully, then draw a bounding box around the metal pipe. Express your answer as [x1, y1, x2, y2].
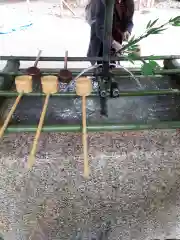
[1, 68, 180, 77]
[5, 121, 180, 133]
[1, 89, 180, 97]
[1, 55, 180, 62]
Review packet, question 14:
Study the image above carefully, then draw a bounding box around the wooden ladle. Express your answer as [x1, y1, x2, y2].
[28, 75, 58, 169]
[76, 77, 92, 178]
[26, 50, 42, 76]
[0, 75, 32, 138]
[58, 50, 72, 84]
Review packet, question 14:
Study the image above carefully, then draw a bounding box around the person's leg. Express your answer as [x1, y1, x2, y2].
[110, 47, 116, 68]
[97, 43, 116, 67]
[97, 42, 103, 65]
[97, 42, 118, 70]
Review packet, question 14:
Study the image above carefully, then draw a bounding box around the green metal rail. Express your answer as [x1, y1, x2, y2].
[5, 121, 180, 132]
[0, 56, 180, 133]
[0, 90, 180, 97]
[1, 68, 180, 77]
[0, 55, 180, 61]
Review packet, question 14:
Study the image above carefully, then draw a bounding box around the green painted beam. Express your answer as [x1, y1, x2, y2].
[0, 91, 97, 97]
[5, 121, 180, 133]
[0, 89, 180, 97]
[1, 68, 180, 77]
[1, 55, 180, 62]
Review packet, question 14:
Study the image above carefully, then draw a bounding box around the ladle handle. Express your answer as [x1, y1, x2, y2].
[64, 50, 68, 70]
[82, 95, 89, 178]
[34, 50, 42, 67]
[28, 93, 50, 169]
[0, 92, 23, 138]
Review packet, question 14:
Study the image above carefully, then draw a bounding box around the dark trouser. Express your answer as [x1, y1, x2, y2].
[97, 42, 116, 67]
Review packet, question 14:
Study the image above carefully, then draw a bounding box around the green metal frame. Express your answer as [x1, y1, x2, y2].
[1, 55, 180, 61]
[0, 89, 179, 97]
[1, 68, 180, 77]
[0, 55, 180, 133]
[5, 121, 180, 133]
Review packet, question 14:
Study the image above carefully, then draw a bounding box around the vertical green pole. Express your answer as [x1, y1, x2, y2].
[103, 0, 115, 63]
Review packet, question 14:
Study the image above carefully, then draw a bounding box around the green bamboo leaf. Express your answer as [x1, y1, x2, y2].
[121, 15, 180, 53]
[149, 60, 161, 70]
[147, 27, 160, 34]
[141, 62, 154, 76]
[155, 28, 168, 33]
[151, 28, 166, 34]
[150, 18, 159, 27]
[141, 60, 160, 76]
[128, 53, 138, 60]
[171, 21, 180, 26]
[128, 44, 140, 51]
[151, 30, 161, 34]
[170, 16, 180, 23]
[129, 35, 135, 42]
[146, 20, 152, 29]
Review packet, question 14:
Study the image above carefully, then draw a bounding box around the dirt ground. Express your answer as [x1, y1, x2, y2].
[1, 130, 180, 240]
[0, 1, 180, 240]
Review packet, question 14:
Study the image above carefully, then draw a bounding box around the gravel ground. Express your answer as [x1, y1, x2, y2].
[0, 131, 180, 239]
